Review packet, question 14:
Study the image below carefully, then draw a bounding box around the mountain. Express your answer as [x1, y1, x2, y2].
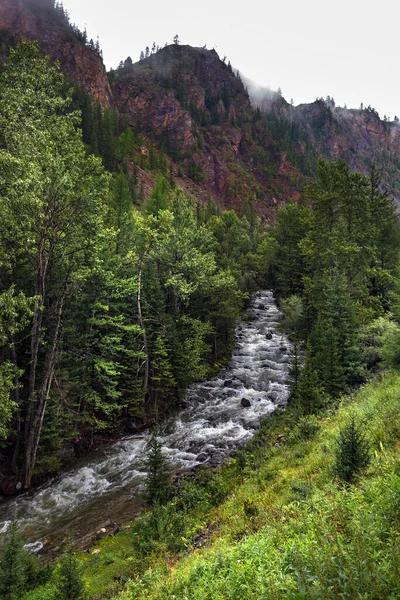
[0, 0, 112, 106]
[1, 0, 400, 214]
[111, 44, 304, 218]
[254, 91, 400, 203]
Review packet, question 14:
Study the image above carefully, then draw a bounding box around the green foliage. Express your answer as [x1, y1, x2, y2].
[278, 294, 304, 340]
[271, 203, 311, 297]
[0, 524, 28, 599]
[291, 414, 320, 441]
[0, 524, 42, 599]
[272, 159, 400, 410]
[0, 41, 112, 483]
[132, 501, 190, 557]
[292, 346, 326, 414]
[56, 545, 86, 600]
[0, 361, 18, 440]
[0, 41, 268, 477]
[380, 321, 400, 368]
[108, 372, 400, 600]
[144, 435, 171, 506]
[334, 415, 370, 483]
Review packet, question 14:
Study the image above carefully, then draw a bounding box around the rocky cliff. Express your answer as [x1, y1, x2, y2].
[0, 0, 112, 107]
[293, 102, 400, 202]
[112, 45, 303, 217]
[251, 91, 400, 203]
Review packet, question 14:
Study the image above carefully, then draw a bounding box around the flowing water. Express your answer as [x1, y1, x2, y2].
[0, 290, 291, 554]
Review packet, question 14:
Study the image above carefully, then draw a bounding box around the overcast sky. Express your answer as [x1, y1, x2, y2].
[63, 0, 399, 119]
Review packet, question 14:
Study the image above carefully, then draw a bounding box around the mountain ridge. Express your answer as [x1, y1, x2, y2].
[1, 0, 400, 214]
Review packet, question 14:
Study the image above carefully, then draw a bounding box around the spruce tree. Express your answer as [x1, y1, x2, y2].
[334, 415, 370, 483]
[145, 434, 171, 505]
[57, 545, 86, 600]
[293, 345, 325, 414]
[0, 524, 28, 600]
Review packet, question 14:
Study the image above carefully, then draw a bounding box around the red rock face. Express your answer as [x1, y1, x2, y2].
[292, 101, 400, 203]
[0, 0, 112, 107]
[111, 45, 287, 217]
[113, 71, 195, 151]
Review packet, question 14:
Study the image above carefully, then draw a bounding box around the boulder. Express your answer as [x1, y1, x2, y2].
[265, 332, 273, 340]
[196, 453, 208, 463]
[241, 397, 251, 408]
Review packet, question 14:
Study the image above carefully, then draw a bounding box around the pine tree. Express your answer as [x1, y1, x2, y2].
[57, 545, 86, 600]
[334, 415, 370, 483]
[150, 335, 176, 408]
[293, 345, 325, 414]
[0, 524, 28, 600]
[144, 434, 171, 505]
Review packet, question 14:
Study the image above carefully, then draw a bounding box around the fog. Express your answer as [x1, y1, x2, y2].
[62, 0, 399, 119]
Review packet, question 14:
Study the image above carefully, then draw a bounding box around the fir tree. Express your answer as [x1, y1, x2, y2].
[0, 524, 28, 600]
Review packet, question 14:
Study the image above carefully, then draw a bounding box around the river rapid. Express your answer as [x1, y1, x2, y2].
[0, 290, 291, 554]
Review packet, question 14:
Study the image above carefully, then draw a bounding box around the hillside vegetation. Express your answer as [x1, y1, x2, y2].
[112, 371, 400, 600]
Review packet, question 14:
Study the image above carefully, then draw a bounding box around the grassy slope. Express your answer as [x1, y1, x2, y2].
[29, 371, 399, 599]
[112, 371, 400, 600]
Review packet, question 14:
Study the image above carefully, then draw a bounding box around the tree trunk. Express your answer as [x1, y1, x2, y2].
[9, 334, 21, 476]
[24, 292, 65, 489]
[137, 259, 149, 390]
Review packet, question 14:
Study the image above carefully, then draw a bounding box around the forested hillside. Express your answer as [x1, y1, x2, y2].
[0, 42, 271, 492]
[0, 2, 400, 599]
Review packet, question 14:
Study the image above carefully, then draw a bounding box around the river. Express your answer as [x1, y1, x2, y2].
[0, 290, 291, 554]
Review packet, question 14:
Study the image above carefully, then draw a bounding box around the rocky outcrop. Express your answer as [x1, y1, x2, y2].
[0, 0, 112, 107]
[111, 45, 293, 217]
[113, 70, 195, 151]
[293, 101, 400, 203]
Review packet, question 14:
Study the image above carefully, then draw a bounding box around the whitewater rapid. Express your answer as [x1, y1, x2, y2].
[0, 290, 291, 552]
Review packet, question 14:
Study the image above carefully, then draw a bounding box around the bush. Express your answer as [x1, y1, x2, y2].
[381, 322, 400, 368]
[291, 415, 320, 441]
[334, 415, 370, 483]
[132, 502, 189, 556]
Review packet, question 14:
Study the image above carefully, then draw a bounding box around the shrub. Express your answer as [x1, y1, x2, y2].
[292, 415, 320, 441]
[56, 545, 86, 600]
